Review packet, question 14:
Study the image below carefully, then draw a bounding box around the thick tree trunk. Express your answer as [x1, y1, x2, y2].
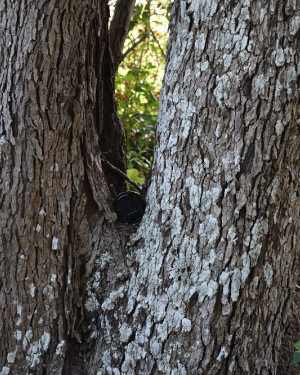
[0, 1, 125, 373]
[0, 0, 299, 375]
[88, 1, 300, 374]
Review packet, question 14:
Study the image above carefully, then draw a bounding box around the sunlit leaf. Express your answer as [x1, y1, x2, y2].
[125, 72, 136, 81]
[127, 169, 145, 184]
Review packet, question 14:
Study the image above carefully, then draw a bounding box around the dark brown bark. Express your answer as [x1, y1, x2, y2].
[278, 291, 300, 375]
[109, 0, 136, 74]
[0, 0, 125, 373]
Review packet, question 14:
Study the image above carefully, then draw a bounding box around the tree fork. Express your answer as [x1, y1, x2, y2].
[0, 1, 299, 374]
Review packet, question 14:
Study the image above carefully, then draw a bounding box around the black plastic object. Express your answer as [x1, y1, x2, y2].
[113, 191, 146, 224]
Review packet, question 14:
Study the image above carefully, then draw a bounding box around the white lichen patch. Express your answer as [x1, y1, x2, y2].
[51, 237, 58, 250]
[195, 88, 202, 98]
[85, 293, 100, 312]
[67, 268, 72, 285]
[275, 120, 284, 135]
[270, 177, 280, 203]
[17, 304, 22, 315]
[0, 367, 10, 375]
[119, 323, 133, 343]
[41, 332, 50, 351]
[35, 223, 41, 232]
[202, 187, 221, 210]
[241, 253, 251, 283]
[92, 271, 102, 289]
[199, 215, 220, 244]
[249, 219, 268, 262]
[29, 283, 36, 297]
[263, 262, 273, 287]
[26, 332, 50, 369]
[275, 79, 283, 97]
[43, 285, 54, 301]
[7, 346, 18, 363]
[223, 53, 232, 69]
[185, 176, 201, 209]
[16, 305, 22, 327]
[55, 340, 65, 356]
[198, 280, 218, 303]
[101, 287, 125, 311]
[231, 268, 241, 302]
[0, 135, 7, 146]
[14, 331, 22, 341]
[50, 163, 59, 172]
[23, 330, 33, 350]
[219, 271, 231, 296]
[217, 346, 229, 361]
[290, 15, 300, 35]
[227, 226, 237, 244]
[39, 207, 45, 215]
[213, 73, 233, 107]
[181, 318, 192, 333]
[150, 338, 161, 357]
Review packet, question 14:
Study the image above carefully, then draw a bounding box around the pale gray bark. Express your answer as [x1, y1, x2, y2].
[88, 1, 300, 374]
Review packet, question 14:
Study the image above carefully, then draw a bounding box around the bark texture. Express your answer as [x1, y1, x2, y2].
[0, 0, 300, 374]
[0, 0, 125, 373]
[88, 1, 300, 374]
[109, 0, 136, 74]
[278, 290, 300, 375]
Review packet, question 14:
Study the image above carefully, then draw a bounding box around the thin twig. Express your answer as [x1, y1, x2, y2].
[121, 33, 148, 62]
[150, 28, 166, 58]
[101, 158, 143, 193]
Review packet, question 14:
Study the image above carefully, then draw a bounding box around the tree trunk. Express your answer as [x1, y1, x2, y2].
[0, 0, 125, 373]
[88, 1, 300, 374]
[0, 1, 299, 375]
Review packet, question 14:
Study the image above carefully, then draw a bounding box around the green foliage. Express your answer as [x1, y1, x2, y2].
[293, 351, 300, 363]
[293, 341, 300, 363]
[294, 341, 300, 351]
[114, 0, 169, 183]
[127, 168, 145, 185]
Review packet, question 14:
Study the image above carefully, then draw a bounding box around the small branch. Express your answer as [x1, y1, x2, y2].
[101, 158, 143, 193]
[109, 0, 136, 74]
[121, 33, 148, 62]
[150, 28, 166, 58]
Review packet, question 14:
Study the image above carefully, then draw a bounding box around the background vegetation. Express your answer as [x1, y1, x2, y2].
[110, 0, 170, 186]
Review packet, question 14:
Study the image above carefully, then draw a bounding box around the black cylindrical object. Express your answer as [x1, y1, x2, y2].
[113, 191, 146, 224]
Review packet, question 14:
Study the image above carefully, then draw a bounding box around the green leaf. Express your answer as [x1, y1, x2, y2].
[294, 341, 300, 351]
[134, 85, 145, 93]
[125, 72, 136, 81]
[127, 169, 145, 185]
[293, 351, 300, 363]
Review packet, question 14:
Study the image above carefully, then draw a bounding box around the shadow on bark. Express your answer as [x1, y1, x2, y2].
[278, 291, 300, 375]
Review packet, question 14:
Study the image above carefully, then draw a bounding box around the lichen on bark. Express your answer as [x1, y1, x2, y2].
[88, 1, 300, 374]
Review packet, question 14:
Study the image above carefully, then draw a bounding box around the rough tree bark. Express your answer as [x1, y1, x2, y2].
[0, 0, 126, 373]
[88, 1, 300, 374]
[0, 1, 299, 375]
